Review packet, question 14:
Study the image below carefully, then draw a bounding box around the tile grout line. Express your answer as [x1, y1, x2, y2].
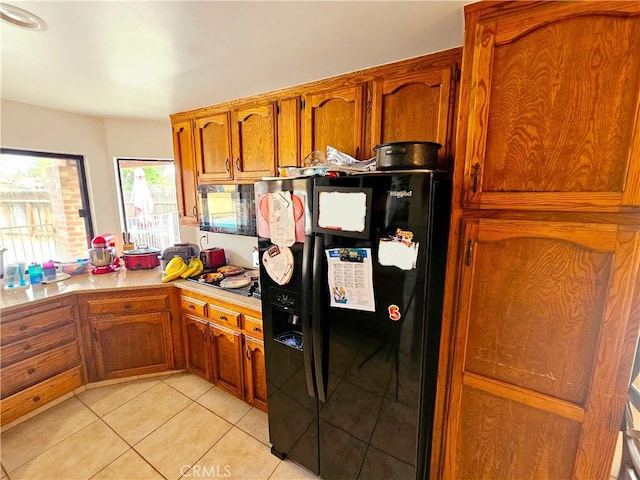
[1, 414, 102, 476]
[175, 423, 235, 480]
[96, 414, 170, 480]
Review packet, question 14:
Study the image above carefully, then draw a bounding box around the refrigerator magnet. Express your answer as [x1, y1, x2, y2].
[263, 244, 294, 285]
[378, 228, 419, 270]
[388, 304, 402, 321]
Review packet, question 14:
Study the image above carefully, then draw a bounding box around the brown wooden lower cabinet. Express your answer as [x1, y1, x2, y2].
[0, 286, 264, 426]
[180, 291, 266, 410]
[209, 324, 244, 397]
[0, 297, 84, 425]
[440, 218, 640, 479]
[81, 288, 175, 382]
[183, 313, 210, 380]
[90, 312, 173, 380]
[243, 335, 267, 412]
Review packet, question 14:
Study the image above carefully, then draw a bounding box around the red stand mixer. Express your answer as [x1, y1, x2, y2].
[88, 234, 120, 274]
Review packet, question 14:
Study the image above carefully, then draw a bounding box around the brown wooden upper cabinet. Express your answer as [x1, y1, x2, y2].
[232, 102, 277, 180]
[460, 2, 640, 212]
[171, 119, 199, 226]
[301, 85, 366, 161]
[277, 96, 301, 169]
[193, 112, 234, 182]
[371, 65, 456, 169]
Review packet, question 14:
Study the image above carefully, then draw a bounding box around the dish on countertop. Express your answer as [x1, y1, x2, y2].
[220, 276, 251, 289]
[217, 265, 245, 276]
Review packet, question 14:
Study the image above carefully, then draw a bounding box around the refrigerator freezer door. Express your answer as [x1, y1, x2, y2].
[255, 177, 320, 475]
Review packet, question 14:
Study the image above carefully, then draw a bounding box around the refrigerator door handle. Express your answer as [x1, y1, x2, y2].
[312, 234, 327, 402]
[301, 235, 317, 399]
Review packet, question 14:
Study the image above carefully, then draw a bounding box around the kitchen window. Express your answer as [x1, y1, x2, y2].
[0, 148, 94, 264]
[115, 158, 180, 250]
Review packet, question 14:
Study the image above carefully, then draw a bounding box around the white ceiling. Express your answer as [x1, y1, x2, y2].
[1, 1, 472, 121]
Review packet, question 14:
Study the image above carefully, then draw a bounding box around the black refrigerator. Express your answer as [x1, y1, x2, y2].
[255, 171, 451, 479]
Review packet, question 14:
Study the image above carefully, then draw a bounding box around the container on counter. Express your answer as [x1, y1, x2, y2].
[28, 263, 43, 284]
[4, 262, 28, 289]
[42, 260, 57, 281]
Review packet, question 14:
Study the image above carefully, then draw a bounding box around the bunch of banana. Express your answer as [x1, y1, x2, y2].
[161, 256, 188, 283]
[180, 257, 204, 279]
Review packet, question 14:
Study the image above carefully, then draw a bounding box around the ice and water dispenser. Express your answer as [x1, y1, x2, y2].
[269, 287, 304, 350]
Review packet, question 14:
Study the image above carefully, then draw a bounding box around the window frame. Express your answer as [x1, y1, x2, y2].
[0, 147, 95, 248]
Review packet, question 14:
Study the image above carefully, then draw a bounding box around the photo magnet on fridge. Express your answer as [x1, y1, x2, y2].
[378, 227, 419, 270]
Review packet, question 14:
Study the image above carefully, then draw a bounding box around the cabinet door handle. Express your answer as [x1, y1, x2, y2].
[24, 344, 32, 351]
[92, 328, 99, 341]
[252, 327, 260, 332]
[33, 395, 41, 403]
[246, 345, 251, 360]
[219, 315, 227, 322]
[124, 303, 131, 310]
[192, 206, 197, 217]
[472, 163, 480, 193]
[20, 325, 27, 331]
[27, 368, 36, 375]
[466, 239, 474, 266]
[188, 305, 195, 310]
[235, 158, 240, 171]
[225, 158, 230, 172]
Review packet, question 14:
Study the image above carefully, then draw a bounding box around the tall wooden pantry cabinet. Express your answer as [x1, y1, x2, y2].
[434, 2, 640, 479]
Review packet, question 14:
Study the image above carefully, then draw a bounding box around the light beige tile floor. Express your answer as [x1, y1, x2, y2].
[0, 372, 317, 480]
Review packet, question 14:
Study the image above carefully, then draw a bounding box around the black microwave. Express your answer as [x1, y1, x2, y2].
[198, 184, 257, 236]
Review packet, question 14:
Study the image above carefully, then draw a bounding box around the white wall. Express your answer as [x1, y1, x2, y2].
[1, 99, 257, 266]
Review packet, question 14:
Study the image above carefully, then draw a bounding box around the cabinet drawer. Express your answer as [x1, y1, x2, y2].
[208, 305, 241, 329]
[1, 366, 83, 426]
[1, 323, 77, 367]
[180, 296, 207, 317]
[1, 305, 74, 345]
[87, 295, 170, 315]
[243, 315, 263, 340]
[1, 342, 80, 398]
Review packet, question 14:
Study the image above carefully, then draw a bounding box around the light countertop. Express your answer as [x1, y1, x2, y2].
[0, 268, 262, 312]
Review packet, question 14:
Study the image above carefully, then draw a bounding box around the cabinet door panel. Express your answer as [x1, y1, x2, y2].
[182, 314, 209, 380]
[209, 324, 244, 398]
[194, 113, 233, 181]
[465, 224, 613, 404]
[302, 85, 365, 160]
[92, 313, 172, 380]
[244, 336, 267, 411]
[277, 96, 301, 168]
[456, 385, 581, 480]
[462, 6, 640, 210]
[233, 103, 277, 179]
[444, 218, 640, 479]
[172, 120, 199, 225]
[372, 67, 454, 168]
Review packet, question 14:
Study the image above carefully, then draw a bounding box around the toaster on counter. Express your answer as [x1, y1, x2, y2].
[161, 243, 200, 270]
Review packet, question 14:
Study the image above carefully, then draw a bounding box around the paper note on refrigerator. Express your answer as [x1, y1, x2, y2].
[325, 248, 375, 312]
[317, 191, 366, 232]
[268, 192, 296, 246]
